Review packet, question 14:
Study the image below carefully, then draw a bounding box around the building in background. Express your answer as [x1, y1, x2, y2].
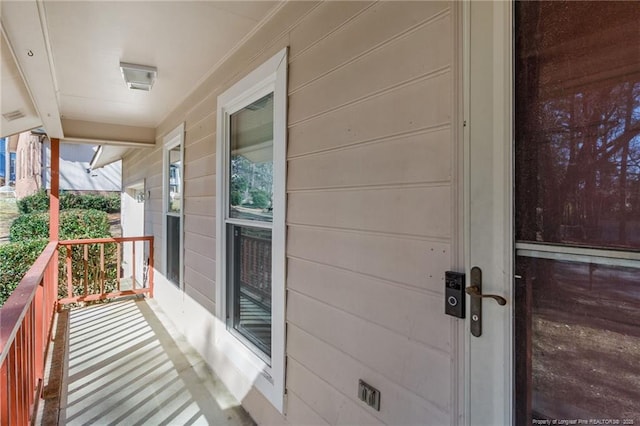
[0, 137, 16, 188]
[42, 138, 121, 194]
[13, 132, 41, 198]
[11, 130, 121, 199]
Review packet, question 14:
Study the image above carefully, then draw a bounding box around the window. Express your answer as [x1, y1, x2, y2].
[216, 48, 287, 412]
[163, 124, 184, 287]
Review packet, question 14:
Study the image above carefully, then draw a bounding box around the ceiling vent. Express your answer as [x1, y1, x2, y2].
[119, 62, 157, 91]
[3, 110, 25, 121]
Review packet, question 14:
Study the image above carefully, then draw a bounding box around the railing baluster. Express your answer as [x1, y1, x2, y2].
[132, 241, 136, 290]
[100, 243, 105, 295]
[1, 360, 8, 424]
[56, 237, 153, 305]
[34, 281, 44, 390]
[66, 245, 73, 299]
[83, 245, 88, 296]
[116, 242, 121, 291]
[149, 239, 154, 298]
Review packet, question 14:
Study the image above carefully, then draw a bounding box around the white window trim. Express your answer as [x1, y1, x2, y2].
[162, 123, 185, 289]
[215, 48, 287, 413]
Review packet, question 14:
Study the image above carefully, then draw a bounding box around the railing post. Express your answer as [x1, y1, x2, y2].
[148, 238, 154, 298]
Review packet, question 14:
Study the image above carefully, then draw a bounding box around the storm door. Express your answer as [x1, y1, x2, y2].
[514, 2, 640, 423]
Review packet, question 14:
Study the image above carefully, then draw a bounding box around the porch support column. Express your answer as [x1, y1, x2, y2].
[49, 138, 59, 241]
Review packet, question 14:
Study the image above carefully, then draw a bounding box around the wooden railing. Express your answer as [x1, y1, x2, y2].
[0, 236, 154, 424]
[57, 236, 154, 305]
[0, 241, 58, 425]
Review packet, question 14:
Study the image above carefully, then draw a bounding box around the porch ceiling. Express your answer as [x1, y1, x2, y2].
[0, 0, 280, 146]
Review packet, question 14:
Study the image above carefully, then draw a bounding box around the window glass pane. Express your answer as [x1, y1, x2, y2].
[515, 1, 640, 250]
[166, 215, 180, 285]
[229, 93, 274, 222]
[227, 224, 272, 358]
[168, 145, 181, 213]
[515, 256, 640, 422]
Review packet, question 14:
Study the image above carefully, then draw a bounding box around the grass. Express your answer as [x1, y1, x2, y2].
[0, 198, 19, 244]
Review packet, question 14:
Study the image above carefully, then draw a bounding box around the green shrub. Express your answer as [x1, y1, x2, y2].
[10, 209, 110, 242]
[249, 189, 270, 209]
[6, 209, 115, 304]
[17, 190, 49, 214]
[17, 190, 121, 214]
[0, 239, 48, 306]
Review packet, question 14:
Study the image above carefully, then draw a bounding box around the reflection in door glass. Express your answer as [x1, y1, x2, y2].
[515, 257, 640, 421]
[515, 1, 640, 423]
[515, 1, 640, 250]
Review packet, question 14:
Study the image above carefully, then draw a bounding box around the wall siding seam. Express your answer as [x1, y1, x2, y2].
[286, 222, 452, 244]
[287, 325, 450, 419]
[285, 254, 444, 298]
[287, 180, 452, 193]
[289, 288, 450, 357]
[184, 132, 216, 152]
[182, 283, 216, 310]
[284, 389, 332, 426]
[184, 212, 216, 220]
[289, 7, 451, 94]
[184, 172, 215, 182]
[288, 66, 451, 128]
[185, 110, 217, 136]
[287, 1, 378, 62]
[287, 123, 451, 160]
[184, 194, 216, 201]
[287, 222, 452, 244]
[185, 94, 219, 131]
[286, 286, 448, 355]
[285, 358, 386, 426]
[184, 245, 215, 258]
[184, 174, 214, 183]
[184, 235, 215, 252]
[286, 255, 444, 299]
[184, 264, 214, 285]
[184, 208, 215, 215]
[184, 134, 215, 156]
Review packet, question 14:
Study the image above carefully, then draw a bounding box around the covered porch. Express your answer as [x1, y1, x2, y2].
[43, 298, 253, 425]
[0, 232, 255, 425]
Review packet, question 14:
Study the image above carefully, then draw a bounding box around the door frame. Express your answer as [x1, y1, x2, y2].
[462, 1, 514, 424]
[122, 179, 146, 285]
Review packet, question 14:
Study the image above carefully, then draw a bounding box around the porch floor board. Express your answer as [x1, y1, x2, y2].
[43, 298, 255, 426]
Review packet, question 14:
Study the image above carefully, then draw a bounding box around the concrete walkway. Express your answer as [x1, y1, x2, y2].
[44, 298, 255, 426]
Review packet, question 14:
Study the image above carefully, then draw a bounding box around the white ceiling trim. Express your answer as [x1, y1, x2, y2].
[1, 0, 62, 138]
[0, 27, 41, 137]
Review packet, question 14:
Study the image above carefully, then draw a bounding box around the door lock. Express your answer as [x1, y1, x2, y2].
[465, 266, 507, 337]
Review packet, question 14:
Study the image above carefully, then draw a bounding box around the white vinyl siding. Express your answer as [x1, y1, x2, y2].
[123, 2, 457, 424]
